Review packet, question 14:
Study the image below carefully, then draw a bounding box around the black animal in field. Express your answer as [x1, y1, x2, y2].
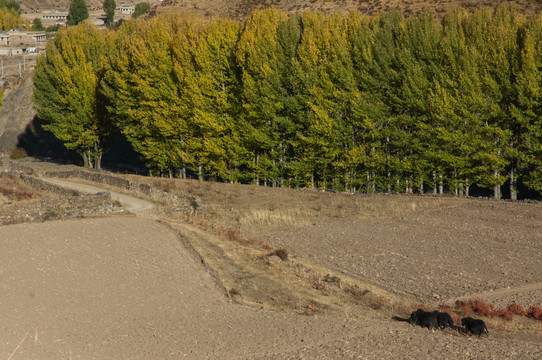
[433, 311, 454, 329]
[408, 309, 438, 329]
[461, 317, 489, 337]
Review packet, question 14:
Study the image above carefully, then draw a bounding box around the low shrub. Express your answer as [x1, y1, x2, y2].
[227, 228, 243, 242]
[527, 306, 542, 321]
[508, 303, 527, 316]
[471, 298, 497, 317]
[497, 308, 514, 321]
[10, 147, 27, 160]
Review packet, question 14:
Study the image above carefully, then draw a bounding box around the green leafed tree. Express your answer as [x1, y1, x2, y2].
[132, 2, 150, 19]
[103, 0, 115, 26]
[182, 18, 245, 182]
[32, 17, 44, 31]
[515, 15, 542, 195]
[235, 8, 289, 185]
[33, 21, 112, 168]
[101, 15, 189, 176]
[289, 12, 357, 189]
[67, 0, 89, 26]
[0, 0, 20, 13]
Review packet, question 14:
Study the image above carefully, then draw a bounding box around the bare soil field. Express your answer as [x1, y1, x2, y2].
[1, 160, 541, 358]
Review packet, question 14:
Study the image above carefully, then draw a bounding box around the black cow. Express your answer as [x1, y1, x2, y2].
[409, 309, 438, 330]
[461, 317, 489, 337]
[433, 311, 454, 329]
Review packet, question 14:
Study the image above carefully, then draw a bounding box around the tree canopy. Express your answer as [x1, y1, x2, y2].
[67, 0, 89, 26]
[103, 0, 116, 26]
[132, 2, 150, 19]
[33, 21, 112, 169]
[33, 7, 542, 198]
[0, 5, 21, 30]
[0, 0, 20, 14]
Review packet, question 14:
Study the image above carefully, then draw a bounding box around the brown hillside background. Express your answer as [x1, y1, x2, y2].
[17, 0, 542, 19]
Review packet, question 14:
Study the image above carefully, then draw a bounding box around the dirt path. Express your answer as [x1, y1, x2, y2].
[41, 177, 154, 215]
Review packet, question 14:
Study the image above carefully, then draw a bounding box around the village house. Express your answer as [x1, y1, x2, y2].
[41, 10, 69, 26]
[0, 29, 46, 57]
[120, 5, 135, 15]
[7, 29, 46, 47]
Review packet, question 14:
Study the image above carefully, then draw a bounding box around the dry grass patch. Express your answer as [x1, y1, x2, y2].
[0, 174, 38, 201]
[128, 175, 456, 237]
[164, 214, 414, 318]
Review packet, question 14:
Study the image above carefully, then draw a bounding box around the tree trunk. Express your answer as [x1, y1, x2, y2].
[465, 178, 470, 197]
[82, 152, 90, 168]
[387, 171, 391, 195]
[494, 169, 501, 200]
[406, 176, 412, 195]
[198, 165, 203, 181]
[93, 142, 101, 170]
[419, 178, 424, 195]
[255, 155, 259, 185]
[509, 167, 517, 201]
[432, 171, 437, 195]
[438, 173, 444, 195]
[272, 159, 277, 188]
[94, 154, 102, 170]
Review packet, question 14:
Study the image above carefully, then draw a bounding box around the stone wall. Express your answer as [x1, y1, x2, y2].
[0, 192, 123, 225]
[2, 160, 200, 215]
[45, 170, 132, 190]
[43, 168, 199, 214]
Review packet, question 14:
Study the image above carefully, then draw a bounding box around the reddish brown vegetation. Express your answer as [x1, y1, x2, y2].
[450, 298, 541, 323]
[471, 298, 497, 317]
[527, 305, 542, 321]
[227, 228, 243, 242]
[508, 303, 527, 316]
[0, 185, 34, 201]
[497, 308, 515, 321]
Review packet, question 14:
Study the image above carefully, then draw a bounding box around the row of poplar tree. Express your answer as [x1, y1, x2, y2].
[32, 5, 542, 199]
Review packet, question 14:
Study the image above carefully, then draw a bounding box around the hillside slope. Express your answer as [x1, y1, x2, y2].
[17, 0, 542, 19]
[0, 74, 35, 153]
[19, 0, 104, 13]
[156, 0, 542, 19]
